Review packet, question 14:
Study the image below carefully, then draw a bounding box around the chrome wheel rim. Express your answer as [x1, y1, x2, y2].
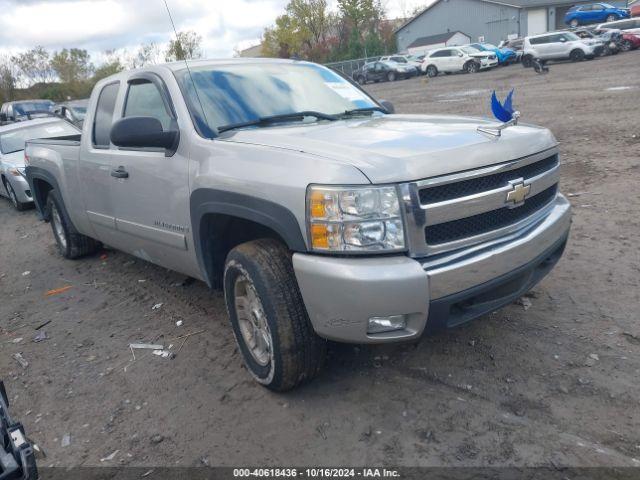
[234, 275, 271, 366]
[51, 203, 67, 250]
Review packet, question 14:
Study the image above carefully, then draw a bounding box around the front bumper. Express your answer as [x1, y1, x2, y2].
[293, 195, 571, 343]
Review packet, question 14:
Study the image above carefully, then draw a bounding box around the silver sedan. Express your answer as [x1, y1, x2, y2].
[0, 118, 79, 210]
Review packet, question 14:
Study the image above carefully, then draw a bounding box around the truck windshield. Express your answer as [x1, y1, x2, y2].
[0, 121, 78, 154]
[175, 62, 379, 137]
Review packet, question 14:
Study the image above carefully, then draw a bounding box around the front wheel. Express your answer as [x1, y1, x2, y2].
[570, 19, 579, 28]
[46, 189, 99, 259]
[570, 49, 585, 62]
[522, 55, 533, 68]
[606, 14, 617, 22]
[465, 61, 480, 73]
[223, 239, 326, 391]
[4, 179, 30, 211]
[387, 71, 396, 82]
[620, 40, 632, 52]
[356, 75, 365, 85]
[426, 65, 438, 77]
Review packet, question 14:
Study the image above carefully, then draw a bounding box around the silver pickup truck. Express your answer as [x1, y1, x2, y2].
[25, 58, 571, 391]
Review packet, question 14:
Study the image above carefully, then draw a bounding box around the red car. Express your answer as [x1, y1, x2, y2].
[631, 2, 640, 17]
[622, 32, 640, 50]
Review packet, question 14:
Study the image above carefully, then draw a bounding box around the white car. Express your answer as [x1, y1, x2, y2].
[596, 17, 640, 33]
[380, 54, 423, 72]
[522, 31, 602, 66]
[420, 46, 498, 77]
[0, 118, 79, 210]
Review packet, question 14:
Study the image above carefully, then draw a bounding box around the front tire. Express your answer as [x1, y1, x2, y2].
[4, 179, 30, 211]
[570, 19, 579, 28]
[387, 71, 396, 82]
[522, 55, 533, 68]
[620, 40, 632, 52]
[465, 61, 480, 73]
[606, 14, 617, 22]
[570, 49, 585, 62]
[46, 189, 99, 259]
[224, 239, 326, 391]
[426, 65, 438, 77]
[356, 75, 365, 85]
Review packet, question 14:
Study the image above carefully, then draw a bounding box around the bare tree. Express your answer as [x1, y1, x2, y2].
[165, 30, 203, 62]
[12, 46, 55, 86]
[0, 54, 17, 102]
[133, 42, 162, 68]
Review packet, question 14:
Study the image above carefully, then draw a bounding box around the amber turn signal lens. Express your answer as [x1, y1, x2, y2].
[309, 190, 326, 218]
[310, 224, 329, 249]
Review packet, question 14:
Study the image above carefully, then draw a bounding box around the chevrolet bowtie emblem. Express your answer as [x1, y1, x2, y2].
[506, 181, 530, 205]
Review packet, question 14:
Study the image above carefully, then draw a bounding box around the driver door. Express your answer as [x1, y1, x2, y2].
[108, 73, 197, 276]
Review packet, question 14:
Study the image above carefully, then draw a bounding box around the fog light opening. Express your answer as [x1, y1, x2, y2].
[367, 315, 408, 334]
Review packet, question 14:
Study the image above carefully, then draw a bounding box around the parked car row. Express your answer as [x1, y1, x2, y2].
[352, 60, 419, 84]
[0, 98, 88, 127]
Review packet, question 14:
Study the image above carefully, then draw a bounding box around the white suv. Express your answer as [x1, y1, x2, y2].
[420, 46, 498, 77]
[522, 31, 602, 66]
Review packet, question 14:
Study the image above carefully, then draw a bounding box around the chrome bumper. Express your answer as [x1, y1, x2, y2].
[293, 195, 571, 343]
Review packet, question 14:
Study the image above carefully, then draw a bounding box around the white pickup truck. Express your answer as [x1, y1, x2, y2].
[25, 58, 571, 391]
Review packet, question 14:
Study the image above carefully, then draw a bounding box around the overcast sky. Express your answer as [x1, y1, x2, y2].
[0, 0, 434, 62]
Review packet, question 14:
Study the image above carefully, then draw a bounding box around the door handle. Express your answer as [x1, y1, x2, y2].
[111, 166, 129, 179]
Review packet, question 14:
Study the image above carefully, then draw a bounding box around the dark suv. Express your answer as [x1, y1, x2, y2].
[352, 61, 417, 85]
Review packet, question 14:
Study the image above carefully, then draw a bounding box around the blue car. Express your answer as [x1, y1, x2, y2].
[564, 3, 630, 27]
[469, 43, 517, 65]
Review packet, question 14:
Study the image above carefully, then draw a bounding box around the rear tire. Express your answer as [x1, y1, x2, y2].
[46, 189, 99, 259]
[570, 49, 585, 62]
[426, 65, 438, 77]
[356, 75, 365, 85]
[3, 179, 30, 211]
[223, 238, 326, 391]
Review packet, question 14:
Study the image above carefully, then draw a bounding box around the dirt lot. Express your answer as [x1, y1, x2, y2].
[1, 52, 640, 469]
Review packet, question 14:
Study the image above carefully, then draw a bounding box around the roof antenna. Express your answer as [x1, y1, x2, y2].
[162, 0, 212, 137]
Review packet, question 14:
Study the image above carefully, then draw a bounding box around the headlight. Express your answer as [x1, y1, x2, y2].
[307, 185, 405, 253]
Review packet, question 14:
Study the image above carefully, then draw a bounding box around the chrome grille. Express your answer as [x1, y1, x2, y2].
[400, 148, 561, 257]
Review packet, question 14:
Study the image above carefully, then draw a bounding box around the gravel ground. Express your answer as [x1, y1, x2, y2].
[1, 52, 639, 469]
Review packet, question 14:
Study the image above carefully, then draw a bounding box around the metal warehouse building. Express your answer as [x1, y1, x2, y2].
[395, 0, 629, 54]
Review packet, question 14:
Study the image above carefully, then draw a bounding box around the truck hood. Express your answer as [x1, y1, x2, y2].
[220, 114, 558, 183]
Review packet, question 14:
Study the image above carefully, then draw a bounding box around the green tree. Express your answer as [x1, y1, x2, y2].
[165, 30, 203, 62]
[51, 48, 94, 84]
[0, 55, 17, 102]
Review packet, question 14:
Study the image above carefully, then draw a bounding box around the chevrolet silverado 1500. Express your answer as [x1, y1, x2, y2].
[25, 58, 571, 391]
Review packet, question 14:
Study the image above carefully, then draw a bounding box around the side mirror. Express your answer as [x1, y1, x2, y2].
[110, 116, 179, 154]
[379, 100, 395, 114]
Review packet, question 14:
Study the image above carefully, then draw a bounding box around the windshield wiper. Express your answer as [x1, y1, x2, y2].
[341, 106, 388, 117]
[217, 111, 337, 133]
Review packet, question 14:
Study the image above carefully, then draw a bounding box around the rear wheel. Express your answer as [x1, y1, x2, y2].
[46, 189, 99, 259]
[570, 49, 585, 62]
[3, 179, 30, 211]
[356, 75, 365, 85]
[426, 65, 438, 77]
[224, 239, 326, 391]
[465, 61, 480, 73]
